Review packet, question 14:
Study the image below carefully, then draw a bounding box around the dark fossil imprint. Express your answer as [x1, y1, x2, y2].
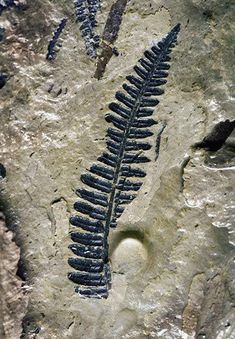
[0, 163, 6, 179]
[0, 0, 27, 15]
[94, 0, 128, 79]
[155, 122, 167, 161]
[0, 0, 16, 15]
[74, 0, 101, 58]
[0, 27, 5, 41]
[46, 18, 67, 61]
[194, 119, 235, 152]
[68, 24, 181, 298]
[0, 72, 8, 89]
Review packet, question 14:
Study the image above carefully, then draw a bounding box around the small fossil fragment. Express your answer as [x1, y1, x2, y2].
[0, 0, 16, 15]
[0, 164, 6, 178]
[46, 18, 67, 61]
[0, 73, 8, 89]
[155, 122, 166, 161]
[0, 27, 5, 41]
[94, 0, 128, 79]
[0, 0, 27, 15]
[194, 119, 235, 151]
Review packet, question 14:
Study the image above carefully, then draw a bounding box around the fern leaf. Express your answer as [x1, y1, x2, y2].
[46, 18, 67, 61]
[74, 0, 101, 58]
[68, 24, 180, 298]
[69, 244, 104, 259]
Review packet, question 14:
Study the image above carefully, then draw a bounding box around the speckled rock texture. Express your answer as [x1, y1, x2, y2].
[0, 0, 234, 338]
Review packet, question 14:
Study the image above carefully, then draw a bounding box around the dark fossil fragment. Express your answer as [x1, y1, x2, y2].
[194, 120, 235, 152]
[0, 0, 15, 14]
[155, 122, 166, 161]
[0, 72, 8, 89]
[74, 0, 101, 58]
[94, 0, 128, 79]
[0, 164, 6, 178]
[0, 0, 28, 15]
[0, 27, 5, 41]
[68, 24, 181, 298]
[46, 18, 67, 61]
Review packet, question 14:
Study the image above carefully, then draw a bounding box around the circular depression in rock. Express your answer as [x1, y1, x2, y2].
[111, 237, 148, 275]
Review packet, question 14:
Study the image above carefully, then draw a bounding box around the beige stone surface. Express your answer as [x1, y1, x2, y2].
[0, 0, 234, 338]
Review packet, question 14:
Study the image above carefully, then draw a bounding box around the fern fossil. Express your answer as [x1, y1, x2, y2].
[68, 24, 181, 298]
[46, 18, 67, 61]
[74, 0, 101, 58]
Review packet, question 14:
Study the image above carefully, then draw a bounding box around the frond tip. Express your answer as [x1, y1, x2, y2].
[68, 23, 181, 298]
[46, 18, 67, 61]
[74, 0, 101, 58]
